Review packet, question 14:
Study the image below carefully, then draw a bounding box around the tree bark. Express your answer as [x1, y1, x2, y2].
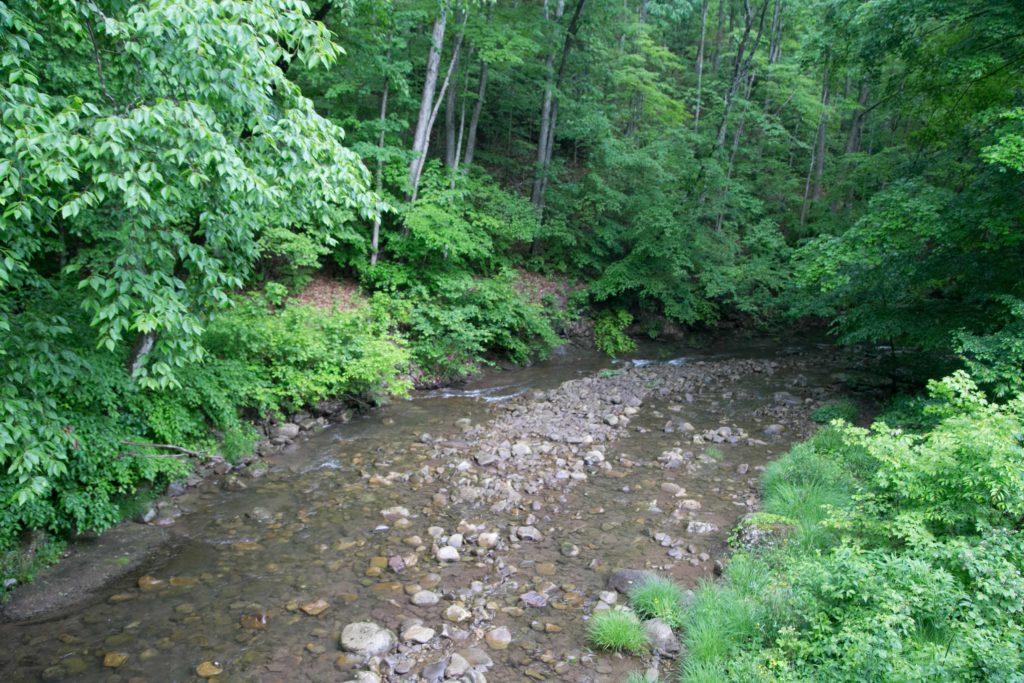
[370, 77, 389, 267]
[463, 60, 488, 166]
[714, 0, 769, 153]
[531, 0, 587, 218]
[444, 47, 463, 169]
[845, 80, 869, 154]
[800, 61, 830, 223]
[712, 0, 726, 75]
[694, 0, 709, 130]
[408, 12, 448, 198]
[408, 12, 467, 201]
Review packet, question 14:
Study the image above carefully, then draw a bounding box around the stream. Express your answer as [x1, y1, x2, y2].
[1, 336, 884, 682]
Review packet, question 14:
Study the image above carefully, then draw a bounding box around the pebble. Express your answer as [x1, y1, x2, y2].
[411, 590, 440, 606]
[340, 622, 396, 657]
[401, 624, 435, 644]
[103, 652, 129, 668]
[436, 546, 460, 562]
[444, 604, 471, 622]
[485, 626, 512, 650]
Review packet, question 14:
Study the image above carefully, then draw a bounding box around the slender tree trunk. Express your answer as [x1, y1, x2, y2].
[128, 332, 157, 376]
[408, 13, 467, 202]
[409, 13, 447, 198]
[444, 47, 463, 169]
[845, 81, 869, 154]
[532, 0, 587, 218]
[463, 60, 488, 166]
[532, 0, 566, 211]
[712, 0, 726, 75]
[450, 66, 470, 189]
[810, 64, 830, 201]
[694, 0, 709, 130]
[715, 0, 769, 153]
[370, 78, 389, 267]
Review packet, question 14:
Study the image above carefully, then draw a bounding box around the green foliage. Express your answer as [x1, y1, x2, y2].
[678, 374, 1024, 682]
[587, 609, 649, 655]
[810, 399, 858, 424]
[0, 535, 65, 602]
[204, 297, 411, 413]
[630, 575, 686, 628]
[594, 309, 637, 357]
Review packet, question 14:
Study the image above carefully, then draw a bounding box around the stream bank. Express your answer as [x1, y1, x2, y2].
[2, 336, 886, 682]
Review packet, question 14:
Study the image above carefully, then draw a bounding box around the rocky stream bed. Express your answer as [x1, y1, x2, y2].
[0, 338, 885, 682]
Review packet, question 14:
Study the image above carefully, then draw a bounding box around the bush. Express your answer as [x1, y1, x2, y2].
[594, 308, 637, 356]
[677, 374, 1024, 682]
[588, 609, 649, 654]
[810, 399, 858, 424]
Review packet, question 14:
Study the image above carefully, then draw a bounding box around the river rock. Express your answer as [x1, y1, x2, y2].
[447, 652, 471, 677]
[644, 618, 681, 654]
[485, 626, 512, 650]
[196, 661, 223, 678]
[444, 604, 471, 623]
[764, 423, 785, 436]
[381, 506, 410, 522]
[402, 624, 435, 644]
[273, 422, 300, 441]
[103, 652, 129, 668]
[411, 590, 440, 606]
[436, 546, 460, 562]
[340, 622, 396, 658]
[608, 569, 658, 594]
[477, 532, 499, 549]
[516, 526, 543, 541]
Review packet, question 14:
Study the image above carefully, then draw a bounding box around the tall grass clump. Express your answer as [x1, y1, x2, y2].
[631, 575, 686, 627]
[588, 609, 648, 655]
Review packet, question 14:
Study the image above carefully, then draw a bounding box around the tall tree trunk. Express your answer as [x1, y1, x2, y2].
[408, 14, 467, 202]
[370, 77, 389, 267]
[694, 0, 709, 130]
[531, 0, 587, 218]
[845, 81, 869, 154]
[800, 61, 830, 223]
[444, 47, 463, 169]
[712, 0, 726, 75]
[714, 0, 769, 153]
[463, 60, 488, 166]
[810, 64, 830, 200]
[531, 0, 566, 212]
[450, 63, 470, 189]
[409, 13, 447, 198]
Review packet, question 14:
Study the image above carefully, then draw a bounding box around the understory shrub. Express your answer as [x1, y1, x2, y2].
[0, 290, 410, 558]
[678, 372, 1024, 682]
[595, 308, 637, 356]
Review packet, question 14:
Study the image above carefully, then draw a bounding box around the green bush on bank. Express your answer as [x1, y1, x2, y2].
[679, 372, 1024, 682]
[0, 289, 410, 567]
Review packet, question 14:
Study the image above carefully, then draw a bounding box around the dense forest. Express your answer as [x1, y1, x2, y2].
[2, 0, 1023, 679]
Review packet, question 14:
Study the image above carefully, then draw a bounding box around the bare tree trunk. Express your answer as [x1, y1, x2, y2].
[444, 47, 463, 169]
[531, 0, 566, 211]
[370, 78, 389, 267]
[463, 60, 488, 166]
[810, 64, 830, 201]
[408, 12, 447, 198]
[694, 0, 709, 130]
[128, 331, 157, 376]
[449, 64, 470, 189]
[714, 0, 769, 153]
[531, 0, 587, 218]
[409, 18, 467, 201]
[712, 0, 726, 75]
[845, 81, 869, 154]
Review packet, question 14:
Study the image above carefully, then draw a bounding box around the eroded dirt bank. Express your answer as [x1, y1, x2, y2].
[1, 339, 882, 682]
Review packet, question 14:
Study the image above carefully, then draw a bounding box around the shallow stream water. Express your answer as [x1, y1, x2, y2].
[1, 336, 881, 682]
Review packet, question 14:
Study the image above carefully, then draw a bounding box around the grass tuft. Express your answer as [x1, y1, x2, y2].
[631, 575, 686, 627]
[588, 609, 649, 655]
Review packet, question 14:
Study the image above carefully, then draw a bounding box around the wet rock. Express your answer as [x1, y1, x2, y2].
[519, 591, 548, 608]
[608, 569, 657, 594]
[273, 422, 300, 441]
[421, 660, 447, 682]
[103, 652, 129, 668]
[475, 452, 499, 466]
[644, 619, 681, 654]
[340, 622, 396, 658]
[515, 526, 543, 541]
[401, 624, 435, 644]
[240, 613, 269, 630]
[737, 463, 750, 474]
[686, 521, 718, 534]
[477, 532, 499, 549]
[448, 652, 471, 677]
[485, 626, 512, 650]
[436, 546, 460, 562]
[773, 392, 801, 407]
[301, 598, 330, 616]
[764, 423, 785, 437]
[411, 590, 440, 607]
[444, 604, 471, 623]
[196, 661, 223, 677]
[381, 506, 410, 522]
[661, 482, 683, 495]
